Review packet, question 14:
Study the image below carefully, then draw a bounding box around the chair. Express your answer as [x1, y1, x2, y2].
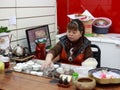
[91, 44, 101, 67]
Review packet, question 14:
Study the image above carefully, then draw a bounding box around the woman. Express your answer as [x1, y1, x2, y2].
[42, 19, 93, 69]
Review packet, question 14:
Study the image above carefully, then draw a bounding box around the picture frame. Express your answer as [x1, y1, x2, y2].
[26, 25, 51, 54]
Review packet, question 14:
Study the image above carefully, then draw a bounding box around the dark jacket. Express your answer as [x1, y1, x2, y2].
[48, 35, 93, 64]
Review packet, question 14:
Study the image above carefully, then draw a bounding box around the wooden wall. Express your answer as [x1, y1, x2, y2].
[0, 0, 57, 48]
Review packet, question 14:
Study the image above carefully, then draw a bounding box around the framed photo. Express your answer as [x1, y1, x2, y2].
[26, 25, 51, 54]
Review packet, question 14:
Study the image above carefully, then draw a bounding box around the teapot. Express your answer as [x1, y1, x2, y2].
[12, 44, 30, 57]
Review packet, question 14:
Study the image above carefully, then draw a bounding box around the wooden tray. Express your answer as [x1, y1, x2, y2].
[11, 55, 35, 62]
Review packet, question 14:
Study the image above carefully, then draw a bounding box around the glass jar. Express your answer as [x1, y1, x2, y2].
[36, 43, 46, 59]
[72, 72, 79, 83]
[1, 56, 10, 69]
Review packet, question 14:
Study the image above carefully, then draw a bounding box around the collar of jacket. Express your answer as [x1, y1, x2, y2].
[59, 35, 91, 58]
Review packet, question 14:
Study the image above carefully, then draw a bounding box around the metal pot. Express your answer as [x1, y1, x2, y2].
[12, 44, 30, 57]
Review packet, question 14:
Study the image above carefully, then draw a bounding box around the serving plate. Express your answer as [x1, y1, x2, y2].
[88, 67, 120, 84]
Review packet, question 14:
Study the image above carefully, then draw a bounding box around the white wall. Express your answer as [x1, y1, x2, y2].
[0, 0, 57, 48]
[92, 42, 120, 69]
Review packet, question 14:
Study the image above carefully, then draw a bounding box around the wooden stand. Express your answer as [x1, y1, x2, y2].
[11, 55, 35, 62]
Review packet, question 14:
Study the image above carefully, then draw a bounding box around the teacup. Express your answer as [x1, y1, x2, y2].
[74, 77, 96, 90]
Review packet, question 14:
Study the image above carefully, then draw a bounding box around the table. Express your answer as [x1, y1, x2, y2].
[0, 71, 120, 90]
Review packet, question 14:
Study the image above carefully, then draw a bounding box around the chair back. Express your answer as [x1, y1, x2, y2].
[91, 44, 101, 67]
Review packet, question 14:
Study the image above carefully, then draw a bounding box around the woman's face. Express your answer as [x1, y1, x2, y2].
[66, 29, 82, 42]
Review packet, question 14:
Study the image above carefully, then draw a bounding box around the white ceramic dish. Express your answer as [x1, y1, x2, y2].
[88, 67, 120, 84]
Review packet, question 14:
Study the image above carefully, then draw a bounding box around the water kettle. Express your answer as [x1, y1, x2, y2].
[12, 44, 30, 57]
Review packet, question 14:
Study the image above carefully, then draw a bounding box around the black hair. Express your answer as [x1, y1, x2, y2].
[67, 19, 85, 37]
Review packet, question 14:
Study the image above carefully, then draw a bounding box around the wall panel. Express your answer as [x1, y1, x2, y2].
[16, 0, 56, 7]
[49, 24, 56, 32]
[17, 16, 55, 29]
[17, 29, 26, 39]
[0, 20, 16, 30]
[17, 8, 55, 18]
[10, 31, 18, 41]
[0, 0, 57, 48]
[0, 0, 15, 7]
[0, 9, 16, 20]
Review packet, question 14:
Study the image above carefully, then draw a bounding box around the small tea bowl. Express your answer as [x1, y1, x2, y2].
[74, 77, 96, 90]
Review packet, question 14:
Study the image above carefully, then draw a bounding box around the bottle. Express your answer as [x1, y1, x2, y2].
[0, 61, 4, 73]
[1, 56, 10, 69]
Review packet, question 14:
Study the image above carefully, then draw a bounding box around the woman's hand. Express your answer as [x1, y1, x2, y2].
[41, 58, 52, 69]
[41, 53, 53, 70]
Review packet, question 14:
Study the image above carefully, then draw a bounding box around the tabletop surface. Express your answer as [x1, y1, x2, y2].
[0, 71, 120, 90]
